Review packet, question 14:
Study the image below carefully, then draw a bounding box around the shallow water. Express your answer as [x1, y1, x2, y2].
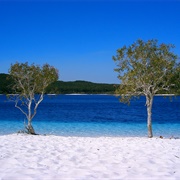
[0, 95, 179, 137]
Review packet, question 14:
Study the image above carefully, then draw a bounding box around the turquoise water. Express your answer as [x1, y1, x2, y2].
[0, 95, 179, 137]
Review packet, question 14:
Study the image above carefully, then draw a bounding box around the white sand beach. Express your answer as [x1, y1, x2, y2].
[0, 134, 180, 180]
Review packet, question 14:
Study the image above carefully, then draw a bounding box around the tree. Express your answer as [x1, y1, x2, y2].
[113, 39, 178, 138]
[9, 62, 59, 135]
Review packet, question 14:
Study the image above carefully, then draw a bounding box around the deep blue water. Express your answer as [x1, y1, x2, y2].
[0, 94, 179, 137]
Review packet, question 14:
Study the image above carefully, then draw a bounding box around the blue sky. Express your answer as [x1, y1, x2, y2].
[0, 0, 179, 83]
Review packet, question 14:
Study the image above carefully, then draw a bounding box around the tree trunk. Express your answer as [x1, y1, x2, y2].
[146, 95, 153, 138]
[26, 99, 36, 135]
[26, 121, 36, 135]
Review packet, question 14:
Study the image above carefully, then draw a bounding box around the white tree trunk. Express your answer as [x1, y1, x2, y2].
[27, 119, 35, 134]
[26, 100, 36, 134]
[14, 94, 43, 135]
[146, 95, 153, 138]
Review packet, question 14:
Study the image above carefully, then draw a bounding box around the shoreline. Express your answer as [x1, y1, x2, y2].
[0, 132, 179, 139]
[0, 134, 180, 179]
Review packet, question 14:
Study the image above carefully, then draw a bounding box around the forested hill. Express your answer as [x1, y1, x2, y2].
[46, 80, 116, 94]
[0, 73, 14, 94]
[0, 73, 116, 94]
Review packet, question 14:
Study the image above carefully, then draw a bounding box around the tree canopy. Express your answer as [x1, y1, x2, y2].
[9, 62, 58, 95]
[113, 39, 177, 102]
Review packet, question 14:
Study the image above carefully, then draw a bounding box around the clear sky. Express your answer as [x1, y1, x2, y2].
[0, 0, 179, 84]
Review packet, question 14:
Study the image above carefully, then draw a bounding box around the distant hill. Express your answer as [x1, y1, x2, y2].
[46, 80, 116, 94]
[0, 73, 14, 94]
[0, 73, 116, 94]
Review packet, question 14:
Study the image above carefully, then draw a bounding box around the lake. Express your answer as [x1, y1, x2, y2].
[0, 94, 179, 137]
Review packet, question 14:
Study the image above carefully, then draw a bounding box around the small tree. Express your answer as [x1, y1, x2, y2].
[9, 62, 59, 135]
[113, 39, 178, 138]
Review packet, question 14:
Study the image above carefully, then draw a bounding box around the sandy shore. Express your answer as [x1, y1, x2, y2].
[0, 134, 180, 180]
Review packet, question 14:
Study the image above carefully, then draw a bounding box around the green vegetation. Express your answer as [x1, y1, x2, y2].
[46, 80, 116, 94]
[0, 73, 14, 94]
[0, 74, 116, 94]
[113, 39, 179, 138]
[8, 62, 59, 135]
[172, 63, 180, 95]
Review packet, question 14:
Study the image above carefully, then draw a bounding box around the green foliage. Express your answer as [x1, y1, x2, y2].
[113, 39, 178, 103]
[171, 62, 180, 94]
[0, 73, 14, 94]
[0, 74, 115, 94]
[9, 62, 59, 95]
[46, 80, 116, 94]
